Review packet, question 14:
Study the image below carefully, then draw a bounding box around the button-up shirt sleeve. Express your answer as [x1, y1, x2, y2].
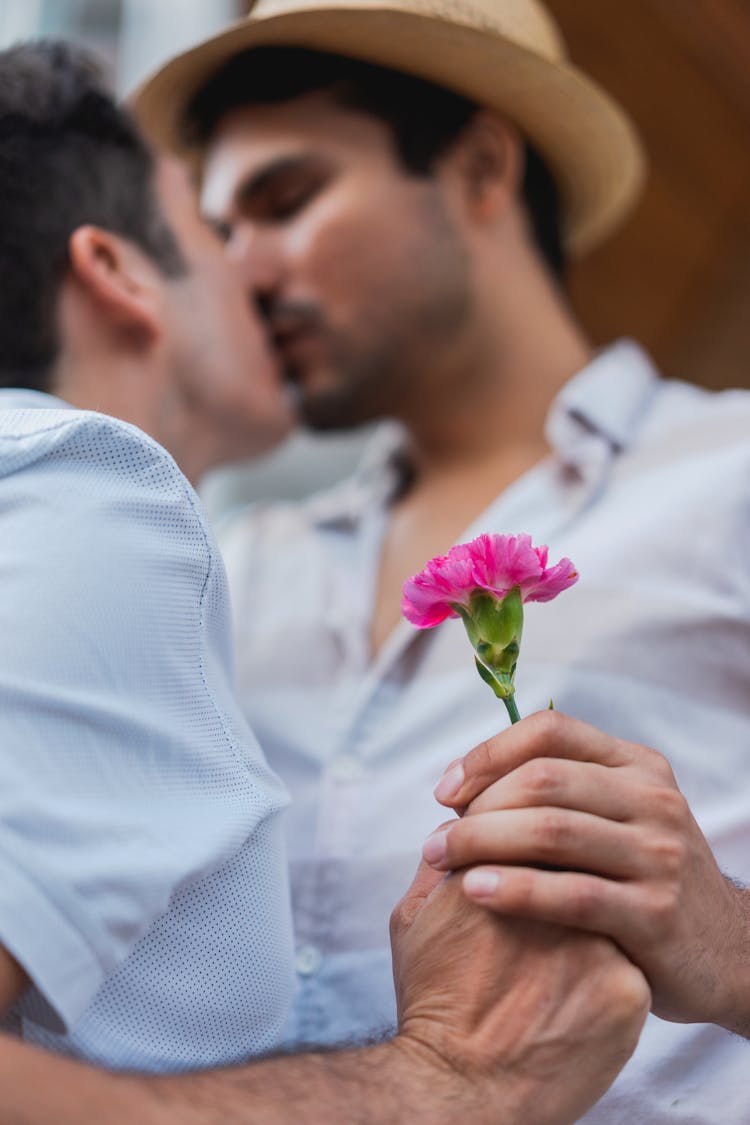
[0, 407, 287, 1033]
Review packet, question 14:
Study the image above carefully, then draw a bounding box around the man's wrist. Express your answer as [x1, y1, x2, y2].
[390, 1026, 537, 1125]
[713, 880, 750, 1038]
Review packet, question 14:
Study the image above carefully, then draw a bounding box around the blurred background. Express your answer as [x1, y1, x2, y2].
[3, 0, 749, 517]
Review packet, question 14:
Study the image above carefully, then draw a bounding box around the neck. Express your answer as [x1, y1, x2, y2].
[402, 257, 592, 481]
[52, 349, 211, 486]
[368, 257, 592, 657]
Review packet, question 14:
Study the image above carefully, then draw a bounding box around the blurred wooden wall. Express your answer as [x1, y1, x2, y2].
[547, 0, 750, 389]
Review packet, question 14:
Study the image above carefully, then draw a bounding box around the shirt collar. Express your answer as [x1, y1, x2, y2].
[310, 339, 660, 528]
[0, 388, 73, 413]
[545, 339, 660, 463]
[305, 421, 407, 528]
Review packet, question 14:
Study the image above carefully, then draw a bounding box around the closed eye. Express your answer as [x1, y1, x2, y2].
[236, 154, 335, 225]
[263, 182, 319, 221]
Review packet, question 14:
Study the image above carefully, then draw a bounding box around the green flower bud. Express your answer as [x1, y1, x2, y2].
[454, 586, 524, 700]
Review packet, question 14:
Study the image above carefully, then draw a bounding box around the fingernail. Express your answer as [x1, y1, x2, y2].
[422, 828, 450, 866]
[464, 869, 501, 899]
[434, 762, 465, 804]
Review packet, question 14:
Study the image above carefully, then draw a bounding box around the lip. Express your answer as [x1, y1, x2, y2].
[271, 325, 322, 368]
[273, 323, 314, 345]
[246, 323, 285, 386]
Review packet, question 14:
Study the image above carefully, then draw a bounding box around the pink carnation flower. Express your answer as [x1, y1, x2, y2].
[402, 533, 578, 629]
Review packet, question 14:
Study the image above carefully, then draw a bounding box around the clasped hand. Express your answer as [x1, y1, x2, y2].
[424, 710, 750, 1033]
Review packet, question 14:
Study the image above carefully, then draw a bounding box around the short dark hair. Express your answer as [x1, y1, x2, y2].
[0, 40, 186, 391]
[184, 46, 565, 278]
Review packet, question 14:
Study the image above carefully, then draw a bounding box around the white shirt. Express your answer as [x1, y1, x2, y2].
[220, 342, 750, 1122]
[0, 390, 295, 1072]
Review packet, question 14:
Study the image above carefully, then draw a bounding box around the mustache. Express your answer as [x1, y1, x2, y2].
[256, 298, 325, 338]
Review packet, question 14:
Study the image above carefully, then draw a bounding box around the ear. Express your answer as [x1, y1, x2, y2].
[449, 111, 524, 223]
[67, 225, 163, 344]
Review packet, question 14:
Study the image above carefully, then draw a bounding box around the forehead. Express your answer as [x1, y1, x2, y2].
[200, 91, 399, 217]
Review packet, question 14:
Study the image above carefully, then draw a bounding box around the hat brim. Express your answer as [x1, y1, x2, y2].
[132, 5, 646, 257]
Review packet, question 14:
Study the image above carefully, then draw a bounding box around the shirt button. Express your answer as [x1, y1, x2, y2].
[295, 945, 322, 977]
[329, 755, 364, 782]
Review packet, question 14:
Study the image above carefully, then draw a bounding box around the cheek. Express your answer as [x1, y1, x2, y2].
[206, 268, 255, 344]
[286, 199, 398, 303]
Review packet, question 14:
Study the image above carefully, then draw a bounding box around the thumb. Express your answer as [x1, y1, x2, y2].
[391, 859, 446, 939]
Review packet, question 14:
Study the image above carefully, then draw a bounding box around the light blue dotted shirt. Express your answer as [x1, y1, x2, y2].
[0, 389, 295, 1072]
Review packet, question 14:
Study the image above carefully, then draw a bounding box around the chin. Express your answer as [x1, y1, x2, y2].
[300, 384, 396, 431]
[299, 397, 366, 432]
[288, 354, 392, 431]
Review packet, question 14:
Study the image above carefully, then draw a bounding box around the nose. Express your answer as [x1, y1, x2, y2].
[224, 221, 285, 299]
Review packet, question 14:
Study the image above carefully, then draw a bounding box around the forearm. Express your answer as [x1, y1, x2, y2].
[0, 1035, 160, 1125]
[715, 880, 750, 1039]
[0, 1035, 498, 1125]
[150, 1039, 493, 1125]
[0, 946, 27, 1014]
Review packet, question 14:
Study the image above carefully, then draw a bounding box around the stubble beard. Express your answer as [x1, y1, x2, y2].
[295, 201, 474, 434]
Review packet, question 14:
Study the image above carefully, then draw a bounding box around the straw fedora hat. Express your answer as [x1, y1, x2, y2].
[133, 0, 646, 256]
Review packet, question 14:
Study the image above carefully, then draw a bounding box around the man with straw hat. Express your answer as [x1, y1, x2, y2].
[133, 0, 750, 1119]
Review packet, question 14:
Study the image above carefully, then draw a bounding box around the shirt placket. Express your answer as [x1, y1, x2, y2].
[291, 418, 620, 1042]
[291, 473, 398, 1040]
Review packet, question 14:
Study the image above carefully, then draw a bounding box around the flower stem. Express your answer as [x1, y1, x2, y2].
[503, 695, 522, 725]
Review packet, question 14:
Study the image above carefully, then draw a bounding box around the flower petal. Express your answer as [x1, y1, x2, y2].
[402, 533, 578, 628]
[523, 557, 579, 602]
